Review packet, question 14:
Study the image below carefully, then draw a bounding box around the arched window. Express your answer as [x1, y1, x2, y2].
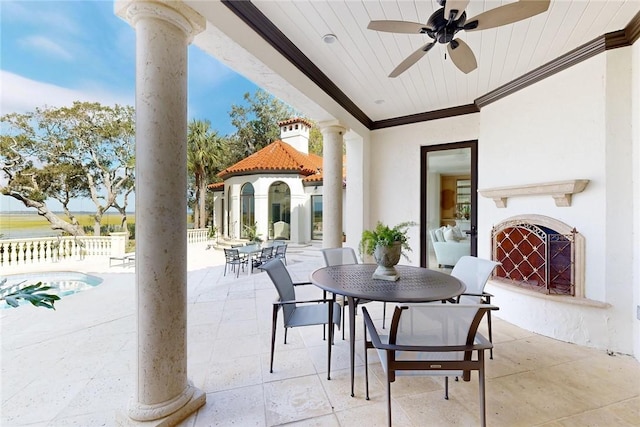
[240, 183, 255, 239]
[268, 181, 291, 239]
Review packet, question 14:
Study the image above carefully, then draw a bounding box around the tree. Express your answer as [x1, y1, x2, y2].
[1, 102, 135, 235]
[228, 89, 296, 162]
[187, 119, 226, 228]
[308, 124, 323, 155]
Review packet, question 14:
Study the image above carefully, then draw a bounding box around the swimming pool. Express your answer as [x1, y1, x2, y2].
[0, 271, 103, 309]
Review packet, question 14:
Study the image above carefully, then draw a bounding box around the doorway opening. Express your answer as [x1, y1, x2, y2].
[420, 141, 478, 269]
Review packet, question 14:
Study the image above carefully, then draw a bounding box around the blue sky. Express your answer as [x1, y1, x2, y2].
[1, 0, 261, 212]
[0, 0, 260, 135]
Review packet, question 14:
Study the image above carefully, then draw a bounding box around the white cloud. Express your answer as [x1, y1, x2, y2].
[0, 70, 133, 114]
[19, 35, 73, 61]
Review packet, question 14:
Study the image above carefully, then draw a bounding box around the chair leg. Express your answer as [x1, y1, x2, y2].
[487, 310, 494, 359]
[364, 321, 370, 400]
[342, 299, 346, 340]
[444, 376, 449, 400]
[270, 306, 278, 373]
[382, 302, 387, 329]
[386, 369, 392, 427]
[479, 351, 487, 427]
[284, 327, 288, 344]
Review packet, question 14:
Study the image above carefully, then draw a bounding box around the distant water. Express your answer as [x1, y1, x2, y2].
[0, 211, 130, 240]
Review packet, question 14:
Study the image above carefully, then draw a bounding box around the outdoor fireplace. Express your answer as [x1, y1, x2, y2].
[491, 215, 585, 297]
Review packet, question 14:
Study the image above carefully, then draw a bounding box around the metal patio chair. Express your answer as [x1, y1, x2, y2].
[223, 248, 247, 278]
[258, 259, 341, 378]
[450, 256, 501, 358]
[321, 247, 374, 338]
[363, 303, 498, 427]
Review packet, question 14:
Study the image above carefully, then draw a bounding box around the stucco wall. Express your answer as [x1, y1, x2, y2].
[367, 48, 637, 356]
[368, 114, 480, 256]
[632, 39, 640, 360]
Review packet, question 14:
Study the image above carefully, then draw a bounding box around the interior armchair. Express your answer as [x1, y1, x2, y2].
[362, 303, 498, 427]
[258, 259, 341, 379]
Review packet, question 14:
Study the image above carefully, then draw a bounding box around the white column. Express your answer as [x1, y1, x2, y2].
[115, 1, 205, 424]
[320, 122, 347, 248]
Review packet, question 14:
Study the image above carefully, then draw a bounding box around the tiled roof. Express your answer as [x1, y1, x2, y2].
[217, 140, 321, 179]
[278, 117, 312, 128]
[208, 182, 224, 191]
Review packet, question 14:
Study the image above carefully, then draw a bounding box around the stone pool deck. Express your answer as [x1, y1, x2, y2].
[1, 242, 640, 426]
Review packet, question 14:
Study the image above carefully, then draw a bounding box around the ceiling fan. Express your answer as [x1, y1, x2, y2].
[368, 0, 550, 77]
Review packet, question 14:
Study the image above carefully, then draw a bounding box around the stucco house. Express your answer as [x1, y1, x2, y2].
[210, 118, 345, 244]
[113, 1, 639, 424]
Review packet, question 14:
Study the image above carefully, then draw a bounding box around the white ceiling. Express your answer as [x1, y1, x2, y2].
[190, 0, 639, 127]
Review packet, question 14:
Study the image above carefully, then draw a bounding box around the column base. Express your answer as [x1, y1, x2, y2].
[117, 385, 206, 426]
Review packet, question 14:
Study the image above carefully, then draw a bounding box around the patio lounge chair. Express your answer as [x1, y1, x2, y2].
[109, 252, 135, 267]
[362, 303, 498, 427]
[258, 259, 341, 378]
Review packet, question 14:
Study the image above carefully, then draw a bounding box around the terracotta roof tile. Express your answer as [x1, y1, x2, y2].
[208, 182, 224, 191]
[278, 117, 312, 128]
[218, 140, 320, 179]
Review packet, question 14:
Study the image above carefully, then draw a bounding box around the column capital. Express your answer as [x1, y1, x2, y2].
[115, 0, 205, 42]
[318, 120, 347, 136]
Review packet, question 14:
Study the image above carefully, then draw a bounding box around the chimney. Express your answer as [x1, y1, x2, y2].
[279, 118, 311, 154]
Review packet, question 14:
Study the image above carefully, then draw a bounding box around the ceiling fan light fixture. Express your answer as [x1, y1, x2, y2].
[322, 33, 337, 44]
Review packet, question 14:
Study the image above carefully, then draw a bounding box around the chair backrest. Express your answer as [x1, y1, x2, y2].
[384, 304, 493, 378]
[258, 259, 296, 322]
[262, 246, 274, 257]
[450, 256, 500, 303]
[275, 244, 287, 256]
[321, 247, 358, 266]
[224, 248, 239, 261]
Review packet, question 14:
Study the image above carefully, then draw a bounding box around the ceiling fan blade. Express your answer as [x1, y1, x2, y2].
[466, 0, 550, 32]
[445, 0, 470, 21]
[447, 39, 477, 74]
[368, 20, 428, 34]
[389, 42, 436, 78]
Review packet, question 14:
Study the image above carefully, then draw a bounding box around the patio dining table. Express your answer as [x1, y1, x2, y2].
[236, 242, 277, 274]
[310, 263, 466, 397]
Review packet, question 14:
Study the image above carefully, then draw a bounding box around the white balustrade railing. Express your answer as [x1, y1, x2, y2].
[187, 228, 210, 244]
[0, 227, 211, 268]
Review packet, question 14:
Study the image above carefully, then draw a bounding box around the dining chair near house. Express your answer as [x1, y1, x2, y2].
[252, 246, 274, 269]
[362, 303, 498, 427]
[450, 256, 501, 358]
[258, 259, 341, 378]
[273, 243, 288, 265]
[321, 247, 375, 339]
[223, 248, 246, 278]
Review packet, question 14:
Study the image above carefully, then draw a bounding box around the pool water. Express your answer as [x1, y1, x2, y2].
[0, 271, 103, 309]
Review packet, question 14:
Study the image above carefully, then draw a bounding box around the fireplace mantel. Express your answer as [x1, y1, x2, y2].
[479, 180, 589, 208]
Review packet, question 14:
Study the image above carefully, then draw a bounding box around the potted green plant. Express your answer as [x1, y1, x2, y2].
[359, 221, 416, 281]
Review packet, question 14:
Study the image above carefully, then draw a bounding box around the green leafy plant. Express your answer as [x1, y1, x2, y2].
[1, 279, 60, 310]
[359, 221, 417, 261]
[243, 222, 263, 243]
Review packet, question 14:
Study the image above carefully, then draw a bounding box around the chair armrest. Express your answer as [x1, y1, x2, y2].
[361, 307, 385, 348]
[274, 298, 332, 306]
[292, 281, 313, 287]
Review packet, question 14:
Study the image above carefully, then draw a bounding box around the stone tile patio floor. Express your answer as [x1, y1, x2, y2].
[1, 242, 639, 426]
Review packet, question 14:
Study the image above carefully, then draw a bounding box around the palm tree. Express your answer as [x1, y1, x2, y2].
[187, 119, 224, 229]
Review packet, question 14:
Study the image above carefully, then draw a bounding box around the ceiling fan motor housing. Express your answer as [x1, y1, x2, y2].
[426, 8, 466, 44]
